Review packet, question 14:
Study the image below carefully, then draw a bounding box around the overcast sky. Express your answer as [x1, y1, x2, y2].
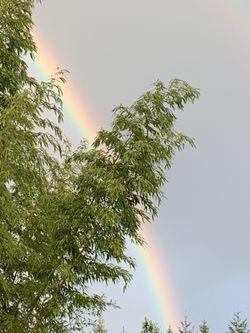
[33, 1, 250, 332]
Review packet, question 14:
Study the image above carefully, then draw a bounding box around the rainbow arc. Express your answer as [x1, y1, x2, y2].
[31, 29, 181, 330]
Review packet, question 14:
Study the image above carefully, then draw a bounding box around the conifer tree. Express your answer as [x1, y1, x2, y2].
[199, 321, 209, 333]
[141, 317, 161, 333]
[178, 317, 193, 333]
[167, 326, 174, 333]
[227, 313, 250, 333]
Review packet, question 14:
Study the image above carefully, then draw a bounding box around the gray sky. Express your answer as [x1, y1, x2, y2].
[33, 1, 250, 332]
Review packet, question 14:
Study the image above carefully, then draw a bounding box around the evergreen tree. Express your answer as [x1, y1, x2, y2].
[0, 0, 199, 332]
[141, 317, 161, 333]
[178, 317, 193, 333]
[199, 321, 209, 333]
[227, 313, 250, 333]
[167, 326, 174, 333]
[93, 316, 107, 333]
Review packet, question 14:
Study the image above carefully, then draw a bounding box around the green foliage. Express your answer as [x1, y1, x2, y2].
[0, 0, 35, 97]
[141, 317, 161, 333]
[227, 313, 250, 333]
[0, 1, 68, 332]
[93, 316, 107, 333]
[199, 321, 209, 333]
[178, 317, 194, 333]
[139, 316, 250, 333]
[0, 0, 199, 332]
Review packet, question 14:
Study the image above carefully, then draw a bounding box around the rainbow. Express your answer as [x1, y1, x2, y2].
[31, 1, 250, 330]
[30, 31, 97, 143]
[31, 29, 181, 330]
[137, 225, 181, 330]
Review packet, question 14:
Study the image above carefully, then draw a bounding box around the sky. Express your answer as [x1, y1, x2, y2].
[32, 1, 250, 332]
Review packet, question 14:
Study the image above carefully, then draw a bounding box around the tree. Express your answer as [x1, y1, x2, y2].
[141, 317, 161, 333]
[199, 321, 209, 333]
[227, 313, 250, 333]
[0, 0, 69, 332]
[93, 316, 107, 333]
[166, 326, 174, 333]
[178, 317, 194, 333]
[0, 0, 199, 332]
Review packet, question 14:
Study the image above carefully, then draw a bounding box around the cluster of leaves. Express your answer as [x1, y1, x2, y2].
[93, 316, 108, 333]
[0, 1, 68, 332]
[0, 0, 199, 332]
